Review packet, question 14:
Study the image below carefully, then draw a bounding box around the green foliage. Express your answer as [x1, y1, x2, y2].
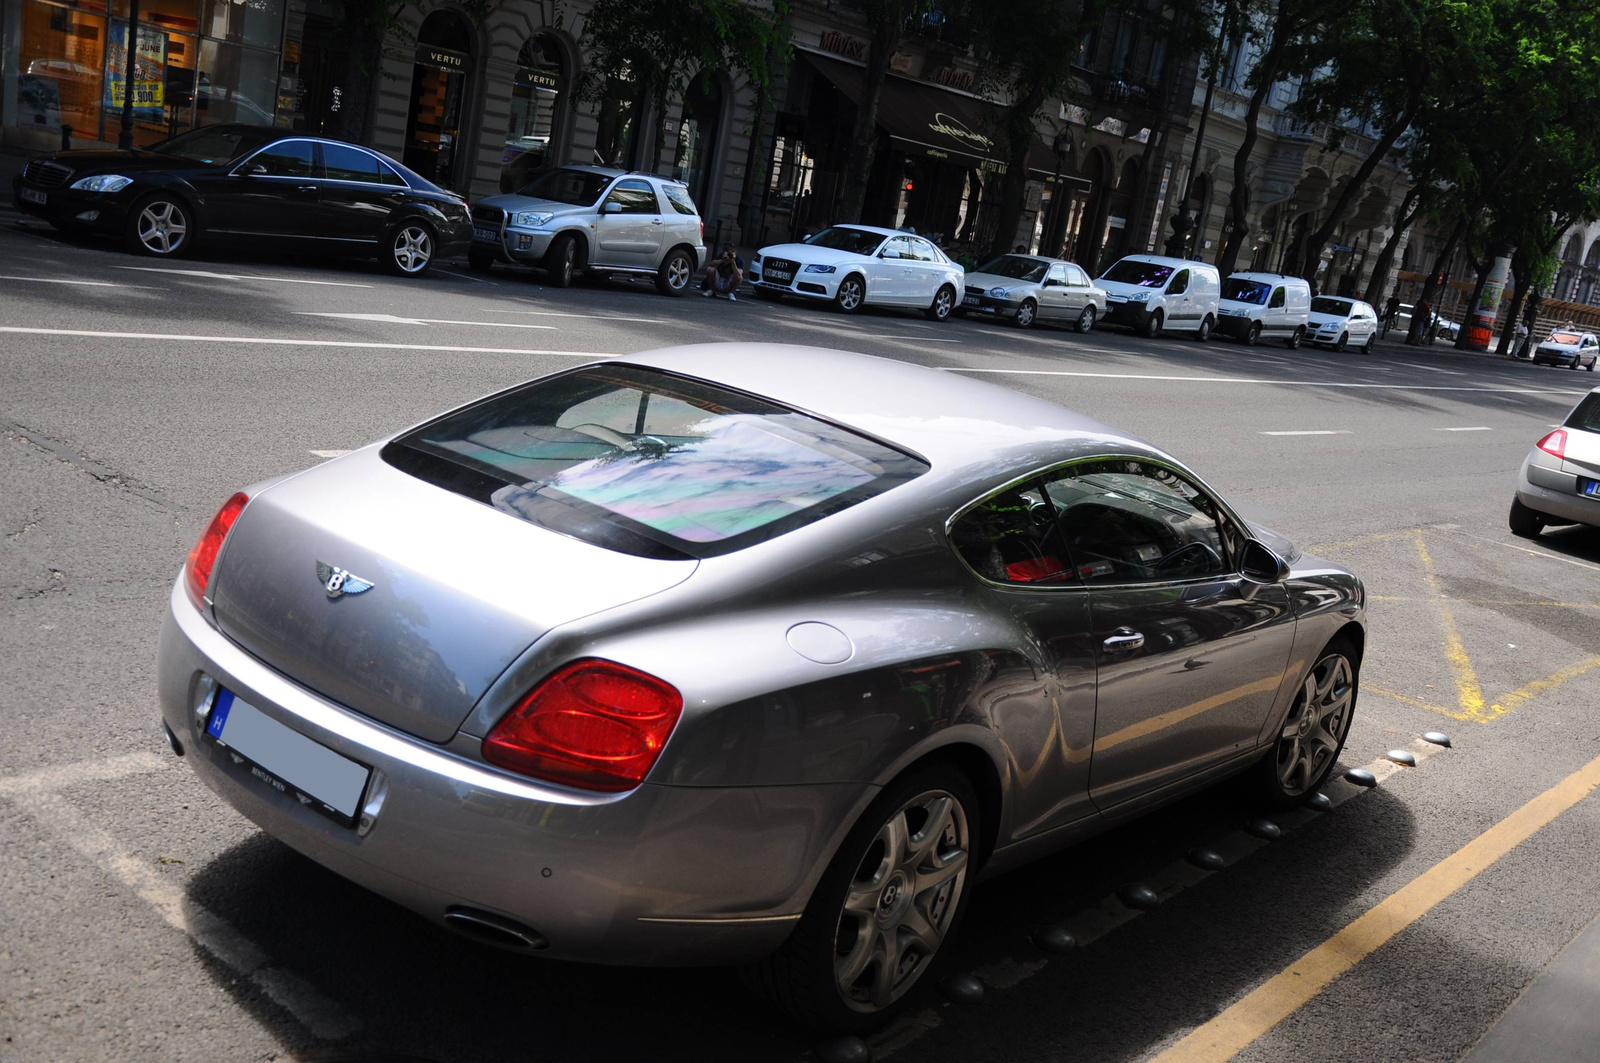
[578, 0, 792, 107]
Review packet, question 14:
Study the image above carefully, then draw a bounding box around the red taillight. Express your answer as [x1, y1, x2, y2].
[483, 660, 683, 792]
[1538, 429, 1567, 459]
[185, 492, 248, 609]
[699, 219, 705, 244]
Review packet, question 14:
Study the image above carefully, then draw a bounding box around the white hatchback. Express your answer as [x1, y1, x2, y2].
[752, 225, 966, 321]
[1308, 296, 1380, 352]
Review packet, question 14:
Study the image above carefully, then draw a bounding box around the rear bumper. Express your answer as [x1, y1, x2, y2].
[158, 578, 865, 965]
[1517, 458, 1600, 528]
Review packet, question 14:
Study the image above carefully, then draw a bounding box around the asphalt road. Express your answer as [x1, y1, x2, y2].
[2, 217, 1599, 1063]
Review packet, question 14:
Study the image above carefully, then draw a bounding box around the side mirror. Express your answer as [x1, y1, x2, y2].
[242, 163, 267, 177]
[1043, 278, 1060, 287]
[602, 201, 622, 214]
[880, 249, 900, 259]
[1239, 538, 1291, 585]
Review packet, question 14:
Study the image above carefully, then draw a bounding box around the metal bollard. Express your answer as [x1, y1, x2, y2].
[60, 124, 73, 151]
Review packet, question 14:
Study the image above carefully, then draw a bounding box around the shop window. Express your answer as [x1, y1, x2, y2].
[106, 19, 198, 146]
[195, 38, 278, 126]
[594, 74, 642, 168]
[18, 1, 107, 138]
[500, 34, 565, 192]
[202, 0, 283, 49]
[672, 77, 721, 209]
[403, 11, 473, 188]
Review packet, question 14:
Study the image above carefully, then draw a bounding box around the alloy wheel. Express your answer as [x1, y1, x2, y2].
[1015, 299, 1036, 328]
[834, 790, 969, 1012]
[392, 225, 432, 273]
[665, 255, 690, 291]
[1275, 652, 1354, 796]
[1077, 305, 1096, 333]
[137, 200, 188, 255]
[837, 276, 864, 312]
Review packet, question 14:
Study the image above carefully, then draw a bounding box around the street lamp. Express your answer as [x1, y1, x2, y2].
[118, 0, 142, 150]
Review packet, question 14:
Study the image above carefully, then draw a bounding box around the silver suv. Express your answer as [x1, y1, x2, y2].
[468, 167, 706, 295]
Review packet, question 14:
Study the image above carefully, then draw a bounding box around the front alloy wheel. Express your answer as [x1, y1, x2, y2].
[1014, 299, 1037, 328]
[129, 196, 190, 256]
[1261, 645, 1356, 805]
[835, 274, 866, 313]
[386, 223, 434, 276]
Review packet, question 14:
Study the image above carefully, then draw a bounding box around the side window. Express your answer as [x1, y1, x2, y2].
[1068, 265, 1091, 286]
[1047, 264, 1070, 286]
[908, 237, 939, 262]
[1269, 287, 1286, 309]
[662, 184, 699, 216]
[951, 482, 1074, 586]
[605, 179, 660, 214]
[881, 236, 913, 259]
[321, 143, 385, 183]
[249, 141, 315, 177]
[1042, 459, 1229, 584]
[1167, 269, 1190, 295]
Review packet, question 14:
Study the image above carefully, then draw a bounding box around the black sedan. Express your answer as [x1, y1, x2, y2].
[10, 124, 471, 277]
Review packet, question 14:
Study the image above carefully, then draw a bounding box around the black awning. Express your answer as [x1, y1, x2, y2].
[801, 52, 1064, 179]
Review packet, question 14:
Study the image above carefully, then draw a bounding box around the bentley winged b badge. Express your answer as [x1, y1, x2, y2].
[316, 561, 374, 600]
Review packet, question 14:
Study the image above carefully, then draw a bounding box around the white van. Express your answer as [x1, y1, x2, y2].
[1096, 255, 1223, 339]
[1217, 272, 1312, 347]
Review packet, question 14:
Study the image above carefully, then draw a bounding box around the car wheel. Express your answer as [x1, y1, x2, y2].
[1509, 498, 1546, 538]
[1335, 331, 1349, 352]
[1076, 305, 1097, 334]
[545, 233, 579, 288]
[1196, 315, 1214, 342]
[125, 194, 193, 257]
[655, 247, 694, 296]
[925, 285, 957, 321]
[1253, 638, 1357, 809]
[467, 247, 496, 273]
[1245, 321, 1262, 346]
[1014, 299, 1037, 328]
[1286, 325, 1305, 350]
[383, 221, 435, 276]
[1142, 309, 1164, 338]
[746, 763, 979, 1032]
[1588, 358, 1596, 371]
[1363, 333, 1376, 355]
[835, 274, 866, 313]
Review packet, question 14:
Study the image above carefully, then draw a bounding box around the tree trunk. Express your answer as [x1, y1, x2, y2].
[1295, 101, 1417, 280]
[1454, 254, 1493, 350]
[1407, 214, 1465, 345]
[1215, 46, 1283, 275]
[1497, 274, 1528, 356]
[1361, 184, 1422, 305]
[838, 7, 903, 224]
[984, 84, 1048, 260]
[736, 60, 774, 240]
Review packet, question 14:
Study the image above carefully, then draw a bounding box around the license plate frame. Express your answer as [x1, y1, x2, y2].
[472, 226, 498, 242]
[963, 295, 979, 306]
[205, 688, 371, 826]
[764, 269, 793, 284]
[19, 187, 47, 205]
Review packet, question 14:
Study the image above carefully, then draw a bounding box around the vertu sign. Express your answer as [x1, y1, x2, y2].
[416, 45, 467, 70]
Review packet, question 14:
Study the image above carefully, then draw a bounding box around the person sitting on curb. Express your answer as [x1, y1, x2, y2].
[701, 244, 745, 301]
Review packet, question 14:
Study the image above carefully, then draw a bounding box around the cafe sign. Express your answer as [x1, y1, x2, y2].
[928, 112, 993, 153]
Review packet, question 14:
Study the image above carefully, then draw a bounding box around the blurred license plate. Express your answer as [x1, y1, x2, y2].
[206, 689, 369, 822]
[1584, 480, 1600, 497]
[19, 188, 46, 205]
[472, 227, 497, 242]
[963, 296, 979, 306]
[765, 269, 792, 283]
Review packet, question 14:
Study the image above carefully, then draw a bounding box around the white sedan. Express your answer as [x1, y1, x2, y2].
[751, 224, 966, 321]
[1308, 296, 1380, 352]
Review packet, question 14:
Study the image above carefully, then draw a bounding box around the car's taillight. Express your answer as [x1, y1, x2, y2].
[482, 660, 683, 792]
[1538, 429, 1568, 459]
[699, 219, 704, 244]
[185, 492, 248, 609]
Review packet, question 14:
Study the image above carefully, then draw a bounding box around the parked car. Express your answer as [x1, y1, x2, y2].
[10, 123, 471, 276]
[159, 342, 1364, 1033]
[1216, 272, 1312, 348]
[1510, 386, 1600, 536]
[468, 167, 706, 295]
[751, 225, 965, 321]
[960, 253, 1107, 333]
[1393, 303, 1458, 342]
[1095, 254, 1222, 339]
[1308, 296, 1380, 352]
[1530, 329, 1599, 371]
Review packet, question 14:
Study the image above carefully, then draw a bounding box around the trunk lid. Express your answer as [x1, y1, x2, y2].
[1560, 424, 1600, 478]
[210, 448, 697, 742]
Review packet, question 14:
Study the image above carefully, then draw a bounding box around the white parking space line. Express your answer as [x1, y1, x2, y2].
[433, 268, 498, 285]
[0, 327, 610, 358]
[945, 367, 1582, 396]
[309, 449, 352, 459]
[0, 752, 165, 796]
[1438, 426, 1493, 432]
[295, 312, 557, 331]
[1435, 527, 1600, 575]
[115, 266, 374, 288]
[0, 274, 155, 289]
[1260, 430, 1352, 436]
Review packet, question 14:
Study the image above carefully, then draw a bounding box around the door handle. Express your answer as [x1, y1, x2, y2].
[294, 185, 317, 194]
[651, 219, 663, 225]
[1102, 627, 1145, 653]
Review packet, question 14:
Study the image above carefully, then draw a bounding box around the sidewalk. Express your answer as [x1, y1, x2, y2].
[1461, 913, 1600, 1062]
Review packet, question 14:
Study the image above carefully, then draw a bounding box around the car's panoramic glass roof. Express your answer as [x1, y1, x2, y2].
[384, 365, 927, 559]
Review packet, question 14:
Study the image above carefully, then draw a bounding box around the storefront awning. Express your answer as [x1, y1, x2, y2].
[801, 51, 1068, 180]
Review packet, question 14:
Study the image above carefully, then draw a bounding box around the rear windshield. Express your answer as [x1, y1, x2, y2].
[976, 255, 1049, 282]
[1100, 259, 1172, 287]
[1565, 393, 1600, 432]
[383, 366, 927, 559]
[1223, 278, 1271, 305]
[1312, 297, 1353, 316]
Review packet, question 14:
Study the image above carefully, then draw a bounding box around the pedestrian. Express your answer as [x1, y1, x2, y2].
[1383, 293, 1401, 333]
[1513, 320, 1529, 358]
[1013, 244, 1026, 254]
[700, 243, 745, 301]
[1415, 296, 1433, 342]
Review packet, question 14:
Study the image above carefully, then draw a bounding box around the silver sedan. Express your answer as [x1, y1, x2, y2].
[1511, 385, 1600, 534]
[960, 253, 1108, 332]
[158, 344, 1366, 1032]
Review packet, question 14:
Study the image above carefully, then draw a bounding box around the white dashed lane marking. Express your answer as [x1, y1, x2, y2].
[0, 327, 608, 358]
[310, 449, 352, 459]
[1260, 430, 1352, 436]
[115, 266, 374, 287]
[295, 312, 557, 330]
[1438, 426, 1494, 432]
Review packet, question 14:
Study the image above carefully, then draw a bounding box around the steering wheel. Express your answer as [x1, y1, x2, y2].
[1154, 541, 1221, 574]
[569, 423, 634, 448]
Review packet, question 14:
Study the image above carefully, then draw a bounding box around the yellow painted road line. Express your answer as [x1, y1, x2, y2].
[1363, 684, 1459, 718]
[1483, 655, 1600, 723]
[1414, 529, 1487, 720]
[1149, 751, 1600, 1063]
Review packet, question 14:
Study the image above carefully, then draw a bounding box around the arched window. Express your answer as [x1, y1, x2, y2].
[673, 76, 722, 210]
[403, 11, 473, 188]
[594, 68, 643, 168]
[500, 34, 566, 192]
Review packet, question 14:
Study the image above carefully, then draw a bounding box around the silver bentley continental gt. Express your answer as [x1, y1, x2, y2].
[158, 344, 1365, 1031]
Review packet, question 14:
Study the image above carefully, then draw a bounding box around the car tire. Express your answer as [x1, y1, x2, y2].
[1509, 498, 1546, 538]
[1142, 309, 1164, 338]
[1196, 315, 1214, 342]
[125, 193, 194, 258]
[1252, 636, 1358, 810]
[1014, 299, 1037, 328]
[745, 762, 980, 1032]
[835, 274, 866, 314]
[1245, 321, 1262, 346]
[467, 247, 496, 273]
[545, 233, 579, 288]
[1286, 325, 1305, 350]
[1076, 305, 1096, 334]
[655, 247, 694, 296]
[926, 285, 957, 322]
[1363, 333, 1376, 355]
[1335, 331, 1349, 352]
[382, 220, 436, 277]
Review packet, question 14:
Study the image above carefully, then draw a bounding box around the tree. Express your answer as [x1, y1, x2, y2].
[836, 0, 932, 223]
